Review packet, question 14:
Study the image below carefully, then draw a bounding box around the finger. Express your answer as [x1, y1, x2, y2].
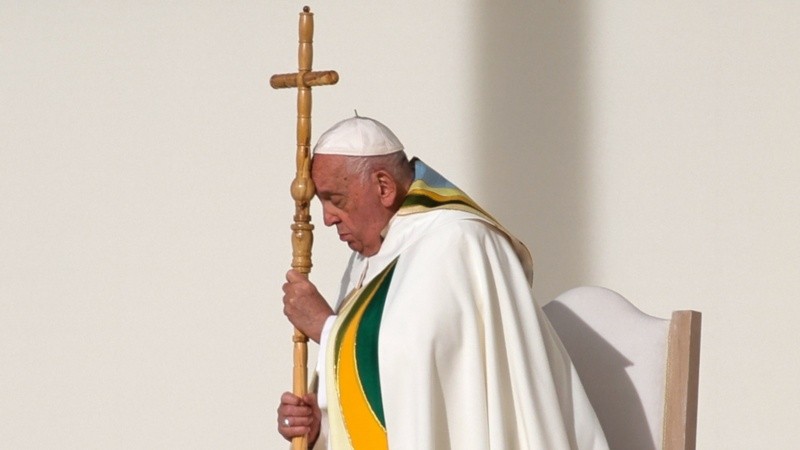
[279, 391, 304, 406]
[280, 415, 314, 428]
[278, 415, 312, 437]
[286, 269, 307, 283]
[283, 291, 292, 307]
[302, 392, 319, 408]
[278, 404, 313, 417]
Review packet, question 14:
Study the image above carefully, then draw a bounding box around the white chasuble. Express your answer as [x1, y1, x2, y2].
[312, 159, 608, 450]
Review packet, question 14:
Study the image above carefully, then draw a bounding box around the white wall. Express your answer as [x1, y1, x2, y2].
[583, 5, 800, 447]
[2, 2, 797, 448]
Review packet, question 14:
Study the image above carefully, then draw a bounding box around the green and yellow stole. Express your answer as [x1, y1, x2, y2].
[327, 259, 397, 449]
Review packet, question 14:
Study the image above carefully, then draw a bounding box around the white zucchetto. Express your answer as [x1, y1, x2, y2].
[313, 115, 404, 156]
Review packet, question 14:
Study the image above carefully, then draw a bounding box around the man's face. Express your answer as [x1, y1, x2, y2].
[311, 154, 388, 256]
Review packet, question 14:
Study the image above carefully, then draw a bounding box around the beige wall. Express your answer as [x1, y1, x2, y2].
[2, 2, 797, 448]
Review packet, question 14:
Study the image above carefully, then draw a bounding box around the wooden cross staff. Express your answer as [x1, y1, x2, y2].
[270, 6, 338, 450]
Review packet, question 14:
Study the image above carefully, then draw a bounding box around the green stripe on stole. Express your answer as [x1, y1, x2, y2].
[333, 258, 398, 447]
[354, 263, 395, 426]
[399, 181, 494, 222]
[402, 193, 472, 210]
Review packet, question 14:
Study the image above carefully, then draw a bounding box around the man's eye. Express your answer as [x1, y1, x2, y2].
[331, 196, 345, 207]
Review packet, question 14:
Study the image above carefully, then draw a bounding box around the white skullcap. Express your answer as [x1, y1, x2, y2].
[313, 115, 404, 156]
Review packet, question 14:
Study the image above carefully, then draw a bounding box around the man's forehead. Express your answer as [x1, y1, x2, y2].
[311, 155, 352, 192]
[311, 154, 347, 174]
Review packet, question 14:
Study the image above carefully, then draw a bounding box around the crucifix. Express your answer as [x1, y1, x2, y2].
[270, 6, 338, 450]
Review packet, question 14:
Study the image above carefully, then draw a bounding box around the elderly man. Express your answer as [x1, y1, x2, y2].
[277, 115, 607, 449]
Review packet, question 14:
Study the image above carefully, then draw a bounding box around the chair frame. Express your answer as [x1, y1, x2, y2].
[663, 310, 702, 450]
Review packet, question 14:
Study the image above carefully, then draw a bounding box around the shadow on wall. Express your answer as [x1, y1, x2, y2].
[476, 3, 590, 303]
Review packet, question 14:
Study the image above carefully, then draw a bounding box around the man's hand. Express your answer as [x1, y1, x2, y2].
[277, 392, 321, 445]
[282, 269, 334, 343]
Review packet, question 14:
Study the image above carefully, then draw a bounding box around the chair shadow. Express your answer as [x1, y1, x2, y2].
[544, 302, 657, 450]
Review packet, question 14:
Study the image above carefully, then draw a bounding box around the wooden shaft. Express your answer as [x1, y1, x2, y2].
[290, 7, 314, 450]
[272, 6, 338, 449]
[292, 330, 309, 450]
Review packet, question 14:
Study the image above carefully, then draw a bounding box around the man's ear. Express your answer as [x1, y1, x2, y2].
[374, 170, 397, 207]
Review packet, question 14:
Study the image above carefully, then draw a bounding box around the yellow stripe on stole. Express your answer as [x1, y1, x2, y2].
[406, 180, 465, 200]
[336, 281, 389, 448]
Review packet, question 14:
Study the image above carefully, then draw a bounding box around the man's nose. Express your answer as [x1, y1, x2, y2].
[322, 208, 340, 227]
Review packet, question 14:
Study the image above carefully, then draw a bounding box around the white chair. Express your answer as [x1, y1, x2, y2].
[543, 286, 701, 450]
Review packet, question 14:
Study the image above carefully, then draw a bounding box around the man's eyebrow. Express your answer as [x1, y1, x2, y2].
[315, 190, 341, 198]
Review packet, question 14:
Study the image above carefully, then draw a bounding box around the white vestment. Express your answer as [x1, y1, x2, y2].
[312, 205, 608, 449]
